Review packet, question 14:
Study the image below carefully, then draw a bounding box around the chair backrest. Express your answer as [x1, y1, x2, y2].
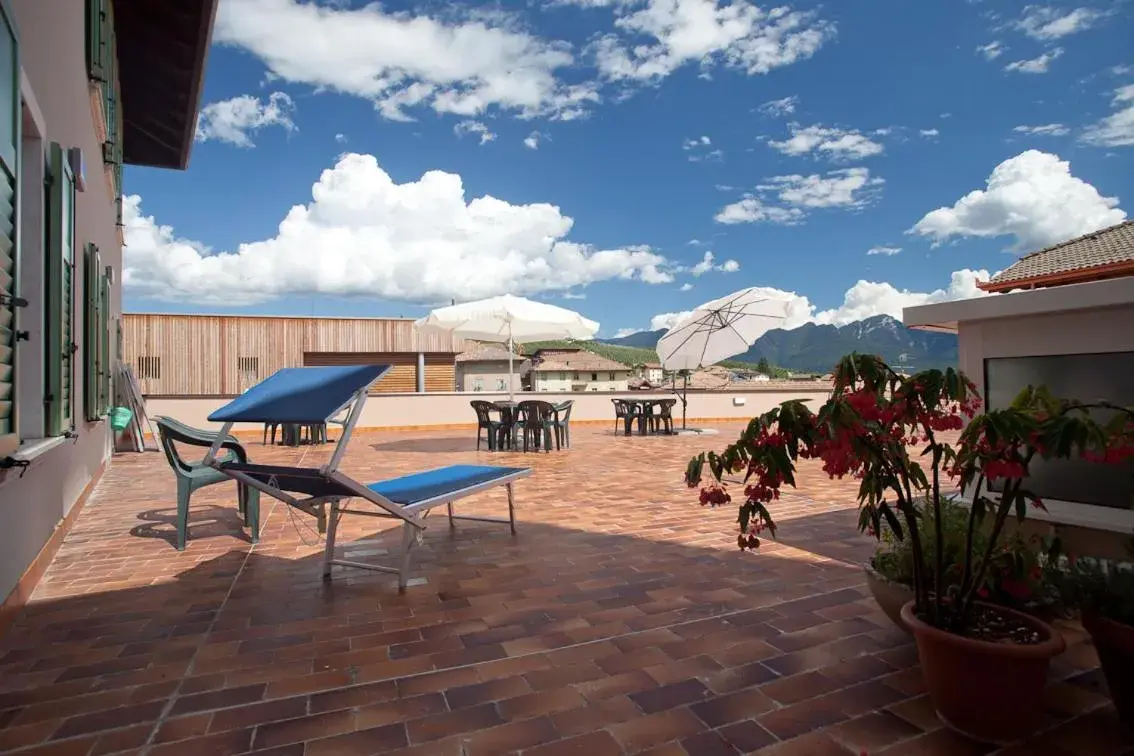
[658, 398, 676, 417]
[470, 400, 495, 425]
[611, 398, 627, 417]
[155, 418, 193, 474]
[518, 400, 554, 427]
[556, 400, 574, 421]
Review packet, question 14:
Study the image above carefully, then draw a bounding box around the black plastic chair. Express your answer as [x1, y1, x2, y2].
[656, 399, 677, 435]
[553, 401, 574, 448]
[518, 400, 557, 452]
[612, 399, 637, 436]
[470, 400, 502, 451]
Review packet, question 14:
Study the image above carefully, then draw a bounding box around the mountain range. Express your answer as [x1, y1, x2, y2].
[601, 315, 958, 373]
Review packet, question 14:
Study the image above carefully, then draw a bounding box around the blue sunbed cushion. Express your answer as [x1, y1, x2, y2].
[209, 365, 390, 424]
[367, 464, 528, 505]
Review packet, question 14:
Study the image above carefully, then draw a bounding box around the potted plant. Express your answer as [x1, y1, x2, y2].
[1060, 552, 1134, 729]
[686, 354, 1131, 744]
[867, 497, 1065, 634]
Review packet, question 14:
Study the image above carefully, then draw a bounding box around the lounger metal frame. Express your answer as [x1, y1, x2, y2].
[203, 384, 531, 590]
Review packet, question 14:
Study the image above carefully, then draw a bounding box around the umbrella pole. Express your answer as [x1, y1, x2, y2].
[507, 332, 515, 402]
[682, 374, 688, 429]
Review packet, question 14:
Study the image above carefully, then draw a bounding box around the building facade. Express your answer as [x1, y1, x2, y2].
[0, 0, 216, 622]
[528, 348, 632, 392]
[454, 344, 528, 393]
[122, 313, 468, 396]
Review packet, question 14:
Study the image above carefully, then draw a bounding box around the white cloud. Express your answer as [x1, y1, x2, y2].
[214, 0, 596, 122]
[759, 95, 799, 117]
[686, 250, 741, 276]
[683, 135, 712, 149]
[1005, 47, 1063, 74]
[715, 167, 882, 224]
[562, 291, 587, 299]
[867, 246, 901, 256]
[812, 270, 993, 326]
[524, 130, 545, 149]
[614, 327, 640, 338]
[977, 41, 1005, 60]
[194, 91, 296, 147]
[679, 282, 694, 291]
[768, 124, 884, 160]
[910, 149, 1126, 250]
[1081, 85, 1134, 147]
[454, 120, 497, 144]
[334, 132, 348, 144]
[591, 1, 835, 83]
[919, 128, 940, 137]
[1015, 6, 1106, 40]
[761, 167, 884, 209]
[714, 196, 804, 225]
[650, 310, 694, 331]
[641, 270, 994, 334]
[122, 153, 676, 305]
[1013, 123, 1070, 136]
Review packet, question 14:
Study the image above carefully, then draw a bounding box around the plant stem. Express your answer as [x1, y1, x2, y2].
[960, 485, 1014, 625]
[929, 443, 944, 625]
[959, 473, 986, 613]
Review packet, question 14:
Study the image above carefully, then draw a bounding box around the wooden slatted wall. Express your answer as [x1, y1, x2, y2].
[122, 314, 463, 396]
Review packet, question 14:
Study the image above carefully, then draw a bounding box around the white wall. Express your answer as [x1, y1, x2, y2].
[0, 0, 121, 604]
[145, 387, 831, 435]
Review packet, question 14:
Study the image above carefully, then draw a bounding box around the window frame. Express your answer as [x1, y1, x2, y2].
[44, 142, 76, 437]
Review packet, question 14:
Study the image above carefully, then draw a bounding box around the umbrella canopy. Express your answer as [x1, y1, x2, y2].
[414, 294, 600, 399]
[657, 288, 792, 371]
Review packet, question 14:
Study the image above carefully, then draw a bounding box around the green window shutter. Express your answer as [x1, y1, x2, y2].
[0, 3, 19, 457]
[100, 271, 110, 414]
[46, 142, 76, 437]
[85, 0, 105, 82]
[83, 243, 101, 421]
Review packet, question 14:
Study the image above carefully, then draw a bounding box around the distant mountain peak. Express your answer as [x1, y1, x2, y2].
[599, 314, 956, 373]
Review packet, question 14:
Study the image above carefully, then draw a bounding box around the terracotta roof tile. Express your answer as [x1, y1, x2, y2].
[531, 351, 630, 372]
[987, 220, 1134, 289]
[455, 344, 525, 363]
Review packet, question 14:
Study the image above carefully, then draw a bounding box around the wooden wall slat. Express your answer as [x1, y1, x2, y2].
[123, 314, 465, 396]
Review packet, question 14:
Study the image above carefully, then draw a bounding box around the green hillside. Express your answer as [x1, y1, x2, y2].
[520, 340, 785, 375]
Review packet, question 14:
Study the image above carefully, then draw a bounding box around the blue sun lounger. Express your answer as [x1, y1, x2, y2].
[202, 366, 531, 590]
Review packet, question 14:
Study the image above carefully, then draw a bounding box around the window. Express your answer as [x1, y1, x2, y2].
[472, 378, 483, 392]
[0, 3, 18, 457]
[572, 372, 579, 380]
[590, 372, 598, 381]
[137, 356, 160, 380]
[83, 244, 111, 421]
[609, 372, 616, 380]
[45, 143, 76, 437]
[237, 356, 259, 383]
[496, 378, 506, 391]
[86, 0, 122, 227]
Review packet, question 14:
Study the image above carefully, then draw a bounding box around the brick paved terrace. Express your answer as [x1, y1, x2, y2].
[0, 424, 1128, 755]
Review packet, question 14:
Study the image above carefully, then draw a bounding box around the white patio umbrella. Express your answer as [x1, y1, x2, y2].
[657, 287, 793, 428]
[414, 294, 600, 399]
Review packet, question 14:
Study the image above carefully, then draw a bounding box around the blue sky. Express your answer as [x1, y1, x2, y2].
[122, 0, 1132, 337]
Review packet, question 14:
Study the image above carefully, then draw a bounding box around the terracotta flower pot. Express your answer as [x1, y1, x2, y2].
[1081, 611, 1134, 731]
[901, 599, 1066, 744]
[863, 565, 912, 634]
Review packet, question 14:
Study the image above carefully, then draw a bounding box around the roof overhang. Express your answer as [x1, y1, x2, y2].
[904, 276, 1134, 333]
[978, 260, 1134, 293]
[116, 0, 219, 169]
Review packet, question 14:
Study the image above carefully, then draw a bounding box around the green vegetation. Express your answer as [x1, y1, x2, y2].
[519, 340, 788, 376]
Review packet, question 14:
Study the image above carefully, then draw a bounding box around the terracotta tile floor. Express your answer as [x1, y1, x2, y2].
[1, 424, 1130, 755]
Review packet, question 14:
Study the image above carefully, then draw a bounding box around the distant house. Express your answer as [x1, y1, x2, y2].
[977, 220, 1134, 293]
[635, 363, 665, 385]
[455, 344, 529, 393]
[528, 348, 632, 392]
